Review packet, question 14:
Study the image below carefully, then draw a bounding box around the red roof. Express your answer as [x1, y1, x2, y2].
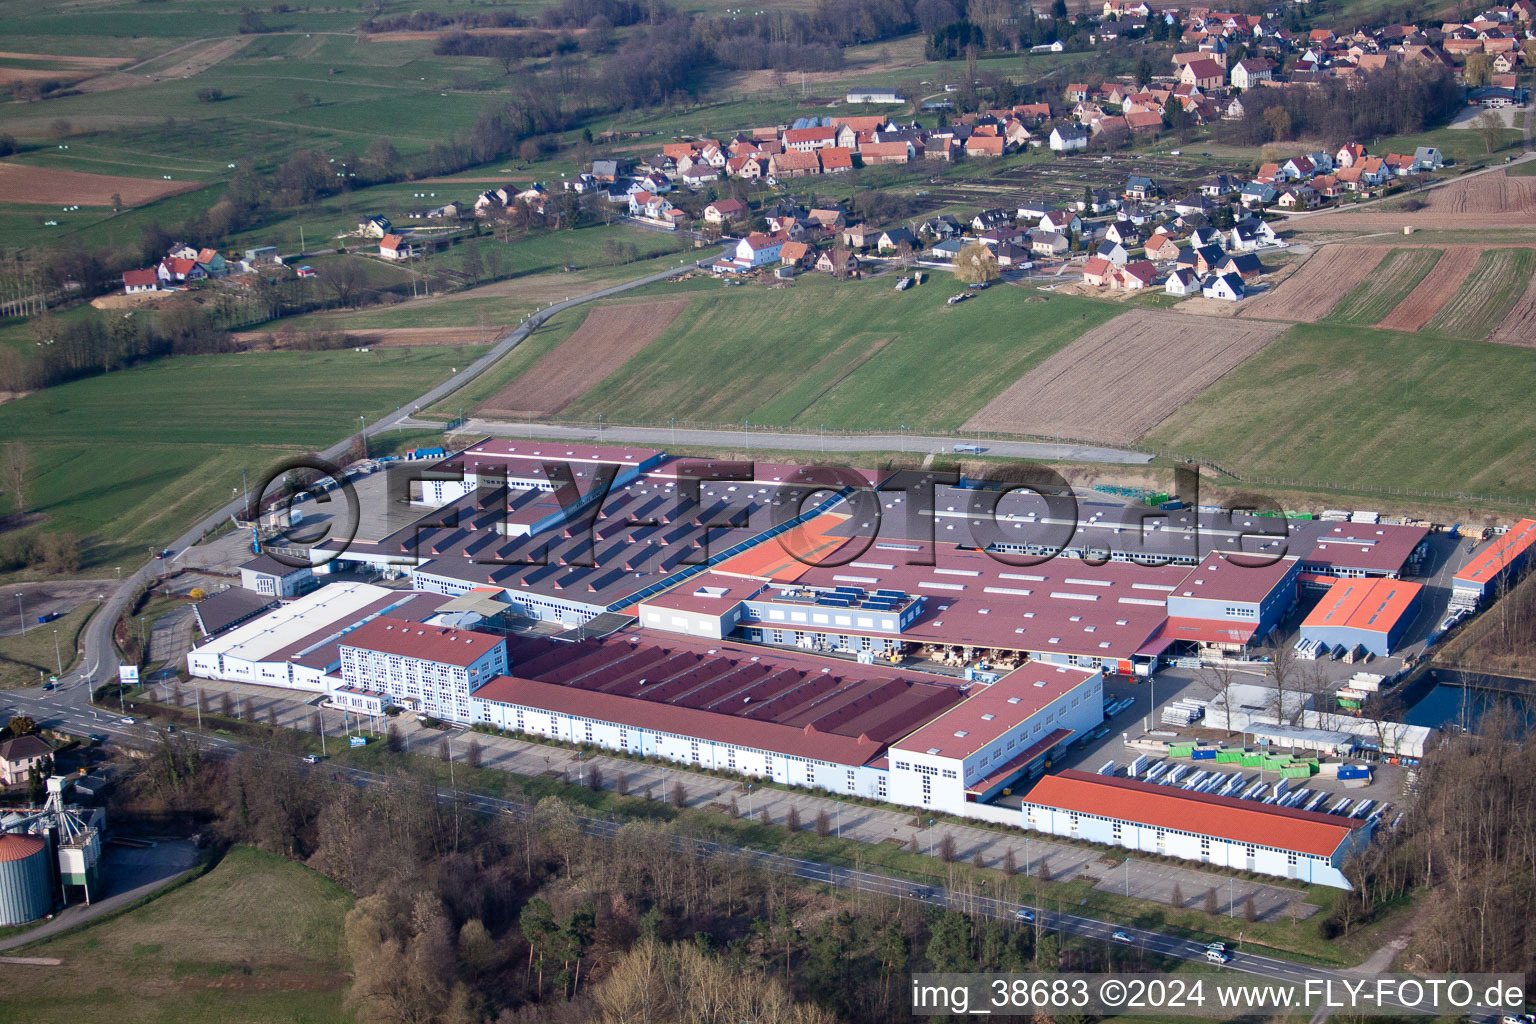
[339, 615, 505, 667]
[1302, 577, 1420, 634]
[1455, 518, 1536, 588]
[122, 268, 157, 288]
[784, 126, 836, 145]
[380, 233, 407, 250]
[893, 664, 1098, 761]
[1023, 769, 1363, 856]
[819, 147, 854, 169]
[0, 833, 45, 863]
[1185, 58, 1226, 79]
[1304, 523, 1428, 575]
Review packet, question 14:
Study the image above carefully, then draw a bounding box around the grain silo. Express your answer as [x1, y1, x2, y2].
[0, 833, 52, 926]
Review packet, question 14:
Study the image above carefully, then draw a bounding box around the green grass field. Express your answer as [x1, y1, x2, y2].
[1145, 322, 1536, 503]
[0, 845, 354, 1024]
[0, 600, 95, 688]
[1421, 247, 1536, 339]
[554, 275, 1122, 431]
[0, 347, 481, 571]
[1323, 248, 1440, 325]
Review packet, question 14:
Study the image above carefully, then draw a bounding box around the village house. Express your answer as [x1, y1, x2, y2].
[878, 226, 918, 252]
[0, 735, 52, 787]
[814, 249, 860, 276]
[122, 269, 158, 293]
[157, 257, 206, 285]
[842, 224, 877, 249]
[1230, 57, 1275, 88]
[1164, 267, 1201, 295]
[1096, 240, 1130, 266]
[1278, 186, 1320, 209]
[1113, 260, 1157, 290]
[359, 215, 392, 238]
[1104, 221, 1141, 246]
[820, 147, 855, 173]
[1030, 230, 1070, 256]
[378, 234, 414, 260]
[1038, 209, 1082, 234]
[1049, 124, 1090, 151]
[769, 151, 822, 178]
[1144, 231, 1180, 260]
[1216, 251, 1263, 280]
[1202, 272, 1246, 300]
[1081, 256, 1115, 286]
[780, 240, 814, 269]
[703, 198, 747, 225]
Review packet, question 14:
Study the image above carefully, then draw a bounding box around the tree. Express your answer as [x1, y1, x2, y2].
[669, 781, 687, 808]
[926, 910, 975, 971]
[195, 87, 224, 103]
[6, 715, 36, 737]
[1004, 848, 1017, 874]
[939, 832, 957, 862]
[326, 259, 369, 308]
[953, 241, 999, 283]
[1204, 887, 1219, 914]
[2, 442, 28, 516]
[364, 137, 400, 177]
[464, 736, 482, 767]
[1475, 109, 1505, 155]
[386, 722, 402, 752]
[1172, 882, 1186, 907]
[815, 810, 831, 837]
[1262, 105, 1292, 142]
[1201, 663, 1241, 736]
[1464, 53, 1493, 88]
[1243, 894, 1258, 922]
[786, 805, 801, 831]
[220, 692, 234, 717]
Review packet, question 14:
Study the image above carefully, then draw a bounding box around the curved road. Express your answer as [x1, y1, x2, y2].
[50, 247, 731, 708]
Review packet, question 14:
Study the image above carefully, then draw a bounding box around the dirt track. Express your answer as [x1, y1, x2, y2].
[1374, 245, 1479, 332]
[481, 297, 690, 418]
[231, 326, 506, 349]
[962, 308, 1288, 444]
[1237, 245, 1386, 322]
[0, 161, 202, 206]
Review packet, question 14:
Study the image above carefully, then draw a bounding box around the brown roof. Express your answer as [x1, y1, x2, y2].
[0, 734, 52, 764]
[339, 616, 505, 667]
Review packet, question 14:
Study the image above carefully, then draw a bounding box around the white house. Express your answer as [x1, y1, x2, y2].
[1202, 272, 1245, 301]
[1164, 267, 1201, 295]
[1049, 124, 1090, 151]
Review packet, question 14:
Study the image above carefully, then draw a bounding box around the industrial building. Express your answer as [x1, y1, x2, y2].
[239, 553, 314, 598]
[0, 777, 105, 926]
[1298, 523, 1430, 582]
[186, 582, 451, 693]
[1299, 577, 1423, 657]
[336, 617, 507, 722]
[1452, 518, 1536, 603]
[1020, 769, 1373, 888]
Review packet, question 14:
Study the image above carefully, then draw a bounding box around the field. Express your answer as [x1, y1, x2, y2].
[0, 161, 204, 206]
[1145, 322, 1536, 502]
[0, 346, 479, 572]
[1489, 270, 1536, 347]
[0, 845, 353, 1024]
[962, 309, 1288, 444]
[1238, 246, 1387, 322]
[1420, 248, 1536, 339]
[551, 275, 1122, 431]
[1375, 246, 1478, 332]
[481, 297, 690, 418]
[232, 325, 507, 349]
[1322, 248, 1441, 325]
[1295, 169, 1536, 232]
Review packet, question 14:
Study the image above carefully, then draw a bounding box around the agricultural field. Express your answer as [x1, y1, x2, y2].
[481, 297, 691, 418]
[0, 846, 354, 1024]
[1322, 248, 1441, 325]
[1489, 271, 1536, 347]
[546, 274, 1122, 431]
[1420, 247, 1536, 340]
[1295, 168, 1536, 233]
[0, 162, 204, 207]
[1374, 246, 1478, 333]
[0, 346, 479, 572]
[1238, 246, 1387, 322]
[962, 309, 1288, 444]
[1145, 322, 1536, 503]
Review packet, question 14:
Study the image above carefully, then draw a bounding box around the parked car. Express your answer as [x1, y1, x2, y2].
[967, 280, 990, 290]
[1112, 930, 1133, 944]
[302, 754, 321, 765]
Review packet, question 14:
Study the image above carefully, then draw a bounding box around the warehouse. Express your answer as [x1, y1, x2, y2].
[1160, 551, 1300, 652]
[186, 582, 449, 691]
[470, 633, 965, 801]
[1299, 523, 1430, 582]
[337, 616, 508, 723]
[887, 663, 1102, 817]
[420, 440, 665, 505]
[1299, 577, 1422, 657]
[1020, 769, 1373, 888]
[1452, 517, 1536, 602]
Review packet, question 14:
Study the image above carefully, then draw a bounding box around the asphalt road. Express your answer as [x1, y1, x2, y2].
[460, 418, 1156, 465]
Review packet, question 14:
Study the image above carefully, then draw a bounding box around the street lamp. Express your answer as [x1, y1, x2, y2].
[1124, 856, 1130, 897]
[14, 592, 24, 636]
[359, 414, 368, 459]
[927, 818, 935, 857]
[745, 783, 753, 817]
[1228, 874, 1235, 918]
[836, 800, 842, 839]
[52, 628, 62, 676]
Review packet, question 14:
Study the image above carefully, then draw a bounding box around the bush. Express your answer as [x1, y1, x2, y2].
[195, 88, 224, 103]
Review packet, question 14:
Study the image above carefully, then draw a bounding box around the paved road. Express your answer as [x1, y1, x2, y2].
[47, 248, 731, 713]
[456, 417, 1156, 465]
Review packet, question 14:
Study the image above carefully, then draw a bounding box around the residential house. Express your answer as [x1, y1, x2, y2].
[784, 126, 837, 151]
[918, 215, 961, 239]
[1181, 58, 1228, 90]
[1230, 57, 1275, 88]
[563, 172, 599, 193]
[379, 234, 414, 260]
[1173, 193, 1210, 217]
[1038, 209, 1082, 234]
[726, 155, 767, 180]
[0, 735, 51, 787]
[1281, 156, 1316, 180]
[1224, 96, 1246, 120]
[973, 209, 1015, 232]
[474, 189, 508, 217]
[1199, 173, 1241, 197]
[427, 202, 462, 220]
[780, 240, 814, 268]
[591, 158, 629, 181]
[878, 226, 918, 252]
[1216, 251, 1263, 280]
[1189, 225, 1225, 249]
[1193, 243, 1226, 274]
[1114, 260, 1157, 290]
[842, 224, 877, 249]
[1048, 124, 1090, 151]
[1030, 230, 1071, 256]
[769, 151, 822, 177]
[929, 238, 965, 261]
[195, 248, 227, 277]
[157, 257, 206, 284]
[359, 215, 392, 238]
[1336, 142, 1368, 168]
[1240, 181, 1278, 207]
[815, 249, 860, 276]
[1229, 220, 1276, 250]
[1081, 256, 1115, 286]
[1202, 272, 1246, 300]
[730, 231, 788, 269]
[979, 226, 1028, 249]
[1355, 156, 1390, 186]
[807, 208, 847, 233]
[1125, 175, 1159, 201]
[1144, 231, 1180, 260]
[1164, 267, 1201, 295]
[1412, 146, 1444, 171]
[1095, 240, 1130, 266]
[995, 241, 1033, 267]
[820, 147, 855, 173]
[1081, 189, 1119, 214]
[1104, 221, 1141, 245]
[1125, 110, 1165, 133]
[681, 166, 720, 188]
[1312, 174, 1342, 198]
[703, 198, 747, 224]
[964, 134, 1007, 157]
[861, 141, 913, 165]
[122, 268, 158, 293]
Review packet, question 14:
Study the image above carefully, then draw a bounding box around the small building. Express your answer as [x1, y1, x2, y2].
[1030, 230, 1070, 256]
[1113, 259, 1157, 290]
[358, 215, 392, 238]
[122, 269, 158, 294]
[1216, 251, 1262, 281]
[1202, 272, 1245, 301]
[1095, 240, 1129, 266]
[703, 198, 747, 224]
[846, 90, 904, 104]
[0, 735, 52, 787]
[1164, 267, 1200, 295]
[378, 234, 413, 260]
[1453, 518, 1536, 602]
[1048, 124, 1090, 151]
[238, 553, 314, 598]
[1144, 232, 1180, 260]
[193, 586, 280, 638]
[1081, 256, 1115, 286]
[244, 246, 280, 265]
[1300, 577, 1423, 657]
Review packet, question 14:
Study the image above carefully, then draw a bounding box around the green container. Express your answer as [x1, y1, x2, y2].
[1169, 743, 1195, 758]
[1241, 753, 1264, 767]
[1263, 756, 1292, 770]
[1216, 749, 1245, 763]
[1282, 765, 1312, 778]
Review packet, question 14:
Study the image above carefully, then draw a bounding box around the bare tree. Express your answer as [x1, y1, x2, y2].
[1200, 663, 1242, 736]
[1, 441, 27, 516]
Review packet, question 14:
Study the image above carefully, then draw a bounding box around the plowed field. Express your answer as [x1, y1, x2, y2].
[1375, 246, 1479, 332]
[0, 161, 202, 206]
[1237, 245, 1386, 322]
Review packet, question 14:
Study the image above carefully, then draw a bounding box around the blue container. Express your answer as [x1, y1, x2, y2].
[1191, 748, 1217, 760]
